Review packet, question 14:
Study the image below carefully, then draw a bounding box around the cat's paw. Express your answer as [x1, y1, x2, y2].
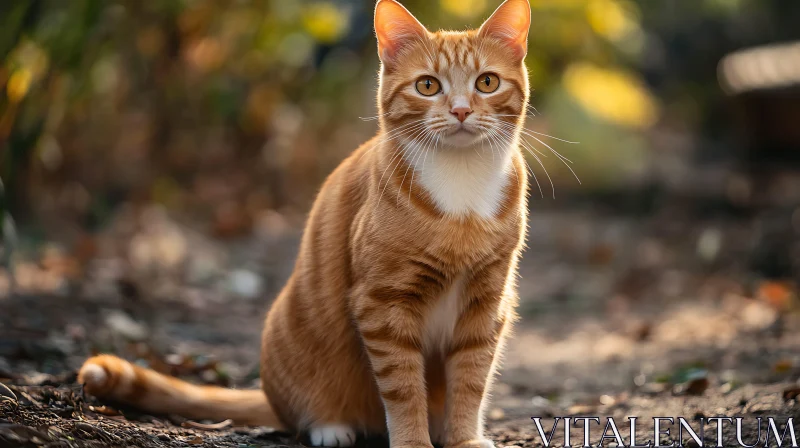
[446, 439, 494, 448]
[309, 424, 356, 447]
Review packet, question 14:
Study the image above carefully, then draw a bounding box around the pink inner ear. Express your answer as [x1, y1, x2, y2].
[479, 0, 531, 59]
[374, 0, 428, 61]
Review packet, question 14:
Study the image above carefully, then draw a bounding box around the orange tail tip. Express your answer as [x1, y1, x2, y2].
[79, 355, 282, 428]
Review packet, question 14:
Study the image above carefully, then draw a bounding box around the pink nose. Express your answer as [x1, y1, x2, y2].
[450, 106, 472, 122]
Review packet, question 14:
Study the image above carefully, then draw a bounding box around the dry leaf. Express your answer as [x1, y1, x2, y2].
[773, 359, 793, 373]
[783, 387, 800, 400]
[566, 404, 596, 415]
[685, 378, 709, 396]
[757, 281, 794, 311]
[588, 244, 615, 265]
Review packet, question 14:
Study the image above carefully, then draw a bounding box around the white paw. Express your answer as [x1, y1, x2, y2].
[474, 440, 494, 448]
[448, 439, 495, 448]
[309, 424, 356, 447]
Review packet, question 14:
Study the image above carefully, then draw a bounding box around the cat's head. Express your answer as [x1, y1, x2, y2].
[375, 0, 530, 149]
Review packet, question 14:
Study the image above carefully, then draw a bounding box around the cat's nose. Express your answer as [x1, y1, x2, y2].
[450, 106, 472, 122]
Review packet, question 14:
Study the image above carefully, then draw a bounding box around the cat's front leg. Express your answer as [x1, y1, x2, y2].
[354, 284, 433, 448]
[443, 263, 514, 448]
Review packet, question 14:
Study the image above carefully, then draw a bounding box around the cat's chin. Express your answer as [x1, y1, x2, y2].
[440, 128, 483, 148]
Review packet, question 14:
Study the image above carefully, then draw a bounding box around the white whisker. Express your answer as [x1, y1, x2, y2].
[356, 120, 429, 164]
[377, 126, 428, 206]
[398, 130, 431, 204]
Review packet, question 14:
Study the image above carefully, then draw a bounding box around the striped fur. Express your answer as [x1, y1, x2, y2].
[80, 1, 531, 447]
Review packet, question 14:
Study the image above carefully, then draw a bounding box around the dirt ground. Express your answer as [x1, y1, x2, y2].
[2, 205, 800, 447]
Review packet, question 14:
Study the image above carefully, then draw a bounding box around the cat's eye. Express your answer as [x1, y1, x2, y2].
[415, 76, 441, 96]
[476, 73, 500, 93]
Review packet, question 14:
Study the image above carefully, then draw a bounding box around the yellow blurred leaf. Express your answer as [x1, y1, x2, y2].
[441, 0, 487, 18]
[563, 62, 659, 129]
[302, 3, 349, 44]
[586, 0, 640, 42]
[6, 69, 32, 103]
[9, 40, 50, 80]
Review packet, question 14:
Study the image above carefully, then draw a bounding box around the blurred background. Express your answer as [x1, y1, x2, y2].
[2, 0, 800, 420]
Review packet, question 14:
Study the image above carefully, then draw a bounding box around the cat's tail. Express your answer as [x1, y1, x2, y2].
[78, 354, 283, 428]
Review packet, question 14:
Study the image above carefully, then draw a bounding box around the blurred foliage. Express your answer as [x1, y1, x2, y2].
[0, 0, 797, 240]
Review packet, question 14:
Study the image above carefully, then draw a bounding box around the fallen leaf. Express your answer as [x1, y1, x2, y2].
[566, 404, 596, 415]
[773, 360, 793, 373]
[187, 435, 204, 445]
[685, 378, 709, 396]
[783, 387, 800, 401]
[588, 244, 615, 265]
[757, 281, 794, 311]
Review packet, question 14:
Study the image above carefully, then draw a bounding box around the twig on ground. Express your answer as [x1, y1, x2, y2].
[182, 418, 234, 430]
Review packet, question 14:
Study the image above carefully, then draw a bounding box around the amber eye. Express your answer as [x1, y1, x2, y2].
[415, 76, 441, 96]
[476, 73, 500, 93]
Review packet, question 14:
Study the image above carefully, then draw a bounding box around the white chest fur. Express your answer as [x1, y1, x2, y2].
[423, 275, 466, 355]
[406, 143, 514, 219]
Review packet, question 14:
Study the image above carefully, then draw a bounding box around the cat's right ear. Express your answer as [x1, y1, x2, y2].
[479, 0, 530, 60]
[374, 0, 428, 66]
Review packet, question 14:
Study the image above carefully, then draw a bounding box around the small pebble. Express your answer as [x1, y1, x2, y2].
[227, 269, 263, 300]
[530, 395, 550, 408]
[105, 310, 149, 341]
[489, 408, 505, 420]
[599, 394, 615, 405]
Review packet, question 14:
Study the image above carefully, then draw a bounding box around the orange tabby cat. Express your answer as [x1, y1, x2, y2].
[79, 1, 530, 447]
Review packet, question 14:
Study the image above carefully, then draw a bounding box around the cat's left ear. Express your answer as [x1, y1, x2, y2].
[374, 0, 429, 65]
[479, 0, 531, 60]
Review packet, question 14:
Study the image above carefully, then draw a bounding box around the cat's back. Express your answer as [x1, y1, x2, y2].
[310, 135, 379, 222]
[260, 135, 388, 431]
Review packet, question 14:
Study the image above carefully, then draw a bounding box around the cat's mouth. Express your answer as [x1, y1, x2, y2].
[441, 124, 483, 147]
[445, 124, 476, 136]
